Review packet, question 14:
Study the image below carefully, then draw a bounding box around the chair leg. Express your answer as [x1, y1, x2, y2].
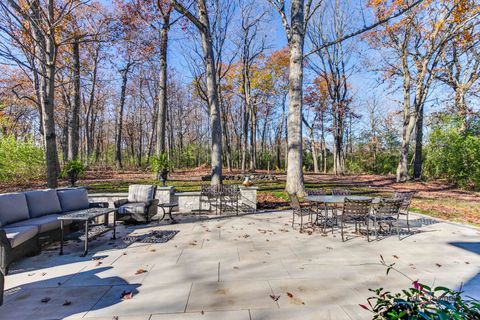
[300, 214, 303, 232]
[406, 212, 410, 233]
[366, 219, 370, 242]
[374, 217, 378, 241]
[292, 212, 295, 228]
[341, 220, 345, 242]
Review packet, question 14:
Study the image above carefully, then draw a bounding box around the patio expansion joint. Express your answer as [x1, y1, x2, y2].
[183, 282, 194, 313]
[266, 280, 280, 309]
[83, 284, 114, 318]
[176, 248, 184, 264]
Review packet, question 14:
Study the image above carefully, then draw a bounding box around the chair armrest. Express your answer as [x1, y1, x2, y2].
[0, 229, 9, 249]
[89, 202, 109, 208]
[114, 199, 129, 208]
[146, 199, 159, 208]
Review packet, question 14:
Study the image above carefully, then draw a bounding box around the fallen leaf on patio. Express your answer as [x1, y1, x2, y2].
[150, 249, 156, 252]
[287, 292, 293, 298]
[121, 290, 134, 300]
[28, 273, 35, 276]
[242, 234, 250, 238]
[123, 252, 128, 255]
[269, 294, 280, 301]
[465, 261, 470, 264]
[435, 263, 442, 267]
[41, 297, 51, 303]
[95, 261, 103, 267]
[41, 272, 47, 276]
[326, 247, 333, 250]
[233, 266, 239, 270]
[63, 300, 72, 306]
[113, 316, 119, 320]
[201, 310, 204, 315]
[135, 268, 148, 275]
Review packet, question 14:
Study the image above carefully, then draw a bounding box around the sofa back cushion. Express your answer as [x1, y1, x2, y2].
[0, 193, 30, 226]
[128, 185, 156, 203]
[57, 188, 90, 212]
[25, 189, 62, 218]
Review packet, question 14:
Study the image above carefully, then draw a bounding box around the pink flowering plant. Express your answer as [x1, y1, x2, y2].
[360, 256, 480, 319]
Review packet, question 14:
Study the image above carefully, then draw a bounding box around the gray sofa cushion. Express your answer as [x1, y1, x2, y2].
[57, 188, 89, 212]
[4, 226, 38, 248]
[127, 185, 155, 203]
[0, 193, 30, 226]
[25, 189, 62, 218]
[9, 214, 71, 233]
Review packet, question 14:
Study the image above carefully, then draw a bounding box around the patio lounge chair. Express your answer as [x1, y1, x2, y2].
[115, 185, 158, 223]
[394, 191, 415, 232]
[340, 198, 372, 242]
[370, 198, 402, 240]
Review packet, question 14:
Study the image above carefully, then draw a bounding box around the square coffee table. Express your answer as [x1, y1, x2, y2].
[58, 207, 117, 256]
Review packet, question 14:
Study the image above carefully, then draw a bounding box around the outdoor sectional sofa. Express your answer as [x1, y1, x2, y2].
[0, 188, 107, 275]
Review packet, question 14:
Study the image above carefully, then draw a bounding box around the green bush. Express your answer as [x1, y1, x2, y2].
[61, 160, 86, 187]
[0, 135, 44, 182]
[424, 117, 480, 190]
[363, 256, 480, 319]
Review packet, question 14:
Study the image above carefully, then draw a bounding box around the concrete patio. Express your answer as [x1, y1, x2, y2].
[1, 210, 479, 320]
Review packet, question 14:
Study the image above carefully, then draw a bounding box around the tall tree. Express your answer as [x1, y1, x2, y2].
[267, 0, 324, 196]
[172, 0, 223, 185]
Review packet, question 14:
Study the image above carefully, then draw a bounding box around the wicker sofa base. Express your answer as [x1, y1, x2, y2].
[0, 235, 41, 275]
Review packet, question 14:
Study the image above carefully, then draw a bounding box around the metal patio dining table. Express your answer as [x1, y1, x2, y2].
[305, 195, 376, 231]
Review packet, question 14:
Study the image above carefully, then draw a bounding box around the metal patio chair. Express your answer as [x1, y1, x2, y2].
[289, 193, 315, 232]
[340, 198, 372, 242]
[370, 198, 402, 240]
[393, 191, 415, 233]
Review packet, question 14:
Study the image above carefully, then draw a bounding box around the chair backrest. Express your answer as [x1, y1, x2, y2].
[128, 185, 156, 203]
[201, 184, 220, 196]
[342, 198, 372, 219]
[222, 184, 239, 196]
[393, 191, 414, 210]
[307, 189, 326, 196]
[332, 188, 351, 196]
[375, 198, 402, 217]
[288, 193, 301, 211]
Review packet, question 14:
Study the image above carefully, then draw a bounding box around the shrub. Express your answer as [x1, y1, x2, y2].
[362, 256, 480, 319]
[61, 160, 86, 187]
[424, 117, 480, 190]
[0, 135, 44, 183]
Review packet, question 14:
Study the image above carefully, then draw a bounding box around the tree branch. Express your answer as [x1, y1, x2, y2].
[304, 0, 424, 58]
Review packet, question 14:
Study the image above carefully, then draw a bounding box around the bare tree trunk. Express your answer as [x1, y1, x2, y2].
[413, 103, 424, 179]
[249, 103, 257, 171]
[156, 18, 169, 156]
[115, 61, 133, 169]
[86, 45, 99, 160]
[284, 0, 306, 196]
[68, 37, 80, 161]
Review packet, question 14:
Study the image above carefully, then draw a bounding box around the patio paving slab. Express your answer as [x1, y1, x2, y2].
[150, 310, 250, 320]
[186, 280, 278, 312]
[84, 282, 192, 317]
[1, 285, 111, 320]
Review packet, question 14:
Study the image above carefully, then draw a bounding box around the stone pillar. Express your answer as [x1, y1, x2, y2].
[156, 186, 173, 204]
[239, 186, 258, 212]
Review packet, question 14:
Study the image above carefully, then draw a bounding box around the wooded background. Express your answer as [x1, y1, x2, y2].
[0, 0, 479, 192]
